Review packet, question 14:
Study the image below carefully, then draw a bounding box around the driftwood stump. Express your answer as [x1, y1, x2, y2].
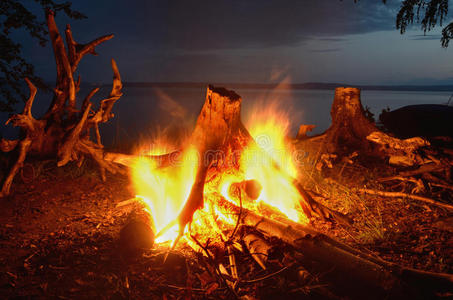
[324, 87, 378, 154]
[300, 87, 431, 167]
[178, 86, 250, 234]
[0, 10, 123, 197]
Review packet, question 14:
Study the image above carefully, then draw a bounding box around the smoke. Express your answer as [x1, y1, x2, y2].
[155, 88, 187, 120]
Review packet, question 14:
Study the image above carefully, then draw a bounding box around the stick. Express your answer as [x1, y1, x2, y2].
[358, 188, 453, 210]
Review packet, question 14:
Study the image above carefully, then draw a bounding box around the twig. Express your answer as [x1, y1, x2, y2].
[430, 182, 453, 191]
[165, 284, 209, 292]
[241, 266, 290, 283]
[399, 163, 446, 177]
[358, 188, 453, 210]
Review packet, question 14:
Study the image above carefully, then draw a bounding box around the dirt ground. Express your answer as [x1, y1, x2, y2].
[0, 157, 452, 299]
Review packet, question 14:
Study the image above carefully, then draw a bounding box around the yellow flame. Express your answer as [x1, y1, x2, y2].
[131, 144, 199, 243]
[240, 103, 306, 223]
[131, 98, 308, 246]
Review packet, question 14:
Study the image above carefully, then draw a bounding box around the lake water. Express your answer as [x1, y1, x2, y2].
[1, 86, 452, 149]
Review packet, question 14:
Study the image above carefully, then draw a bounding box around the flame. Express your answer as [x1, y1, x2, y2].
[131, 143, 199, 243]
[239, 102, 307, 223]
[130, 97, 308, 247]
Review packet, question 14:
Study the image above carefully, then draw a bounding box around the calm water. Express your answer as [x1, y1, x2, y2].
[1, 86, 451, 148]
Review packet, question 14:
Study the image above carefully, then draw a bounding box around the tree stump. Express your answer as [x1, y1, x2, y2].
[324, 87, 378, 154]
[302, 87, 432, 166]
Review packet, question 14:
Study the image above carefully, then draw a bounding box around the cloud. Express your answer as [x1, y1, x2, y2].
[58, 0, 399, 51]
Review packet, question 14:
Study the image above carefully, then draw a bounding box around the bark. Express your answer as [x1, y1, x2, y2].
[241, 229, 271, 270]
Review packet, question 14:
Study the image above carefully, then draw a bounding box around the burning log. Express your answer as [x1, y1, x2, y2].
[228, 180, 262, 201]
[176, 86, 249, 237]
[0, 11, 123, 197]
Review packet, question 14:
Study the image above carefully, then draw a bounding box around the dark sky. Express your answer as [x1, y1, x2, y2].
[16, 0, 453, 85]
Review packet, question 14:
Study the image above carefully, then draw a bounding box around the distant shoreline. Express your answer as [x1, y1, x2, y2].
[112, 82, 453, 92]
[5, 80, 452, 92]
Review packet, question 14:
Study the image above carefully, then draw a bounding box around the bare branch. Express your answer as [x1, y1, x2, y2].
[73, 34, 114, 71]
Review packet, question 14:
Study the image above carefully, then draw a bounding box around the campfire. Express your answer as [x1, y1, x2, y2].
[131, 86, 310, 248]
[110, 85, 453, 298]
[1, 11, 452, 299]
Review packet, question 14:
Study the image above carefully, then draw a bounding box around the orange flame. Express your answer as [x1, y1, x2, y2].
[131, 97, 308, 246]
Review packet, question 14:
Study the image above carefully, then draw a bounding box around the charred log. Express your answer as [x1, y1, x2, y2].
[228, 180, 262, 201]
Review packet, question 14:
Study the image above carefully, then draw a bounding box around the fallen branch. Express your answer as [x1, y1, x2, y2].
[399, 163, 450, 177]
[358, 188, 453, 210]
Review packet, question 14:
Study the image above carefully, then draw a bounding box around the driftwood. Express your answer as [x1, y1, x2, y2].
[297, 87, 432, 167]
[296, 124, 315, 139]
[211, 193, 453, 299]
[0, 11, 123, 197]
[241, 228, 271, 270]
